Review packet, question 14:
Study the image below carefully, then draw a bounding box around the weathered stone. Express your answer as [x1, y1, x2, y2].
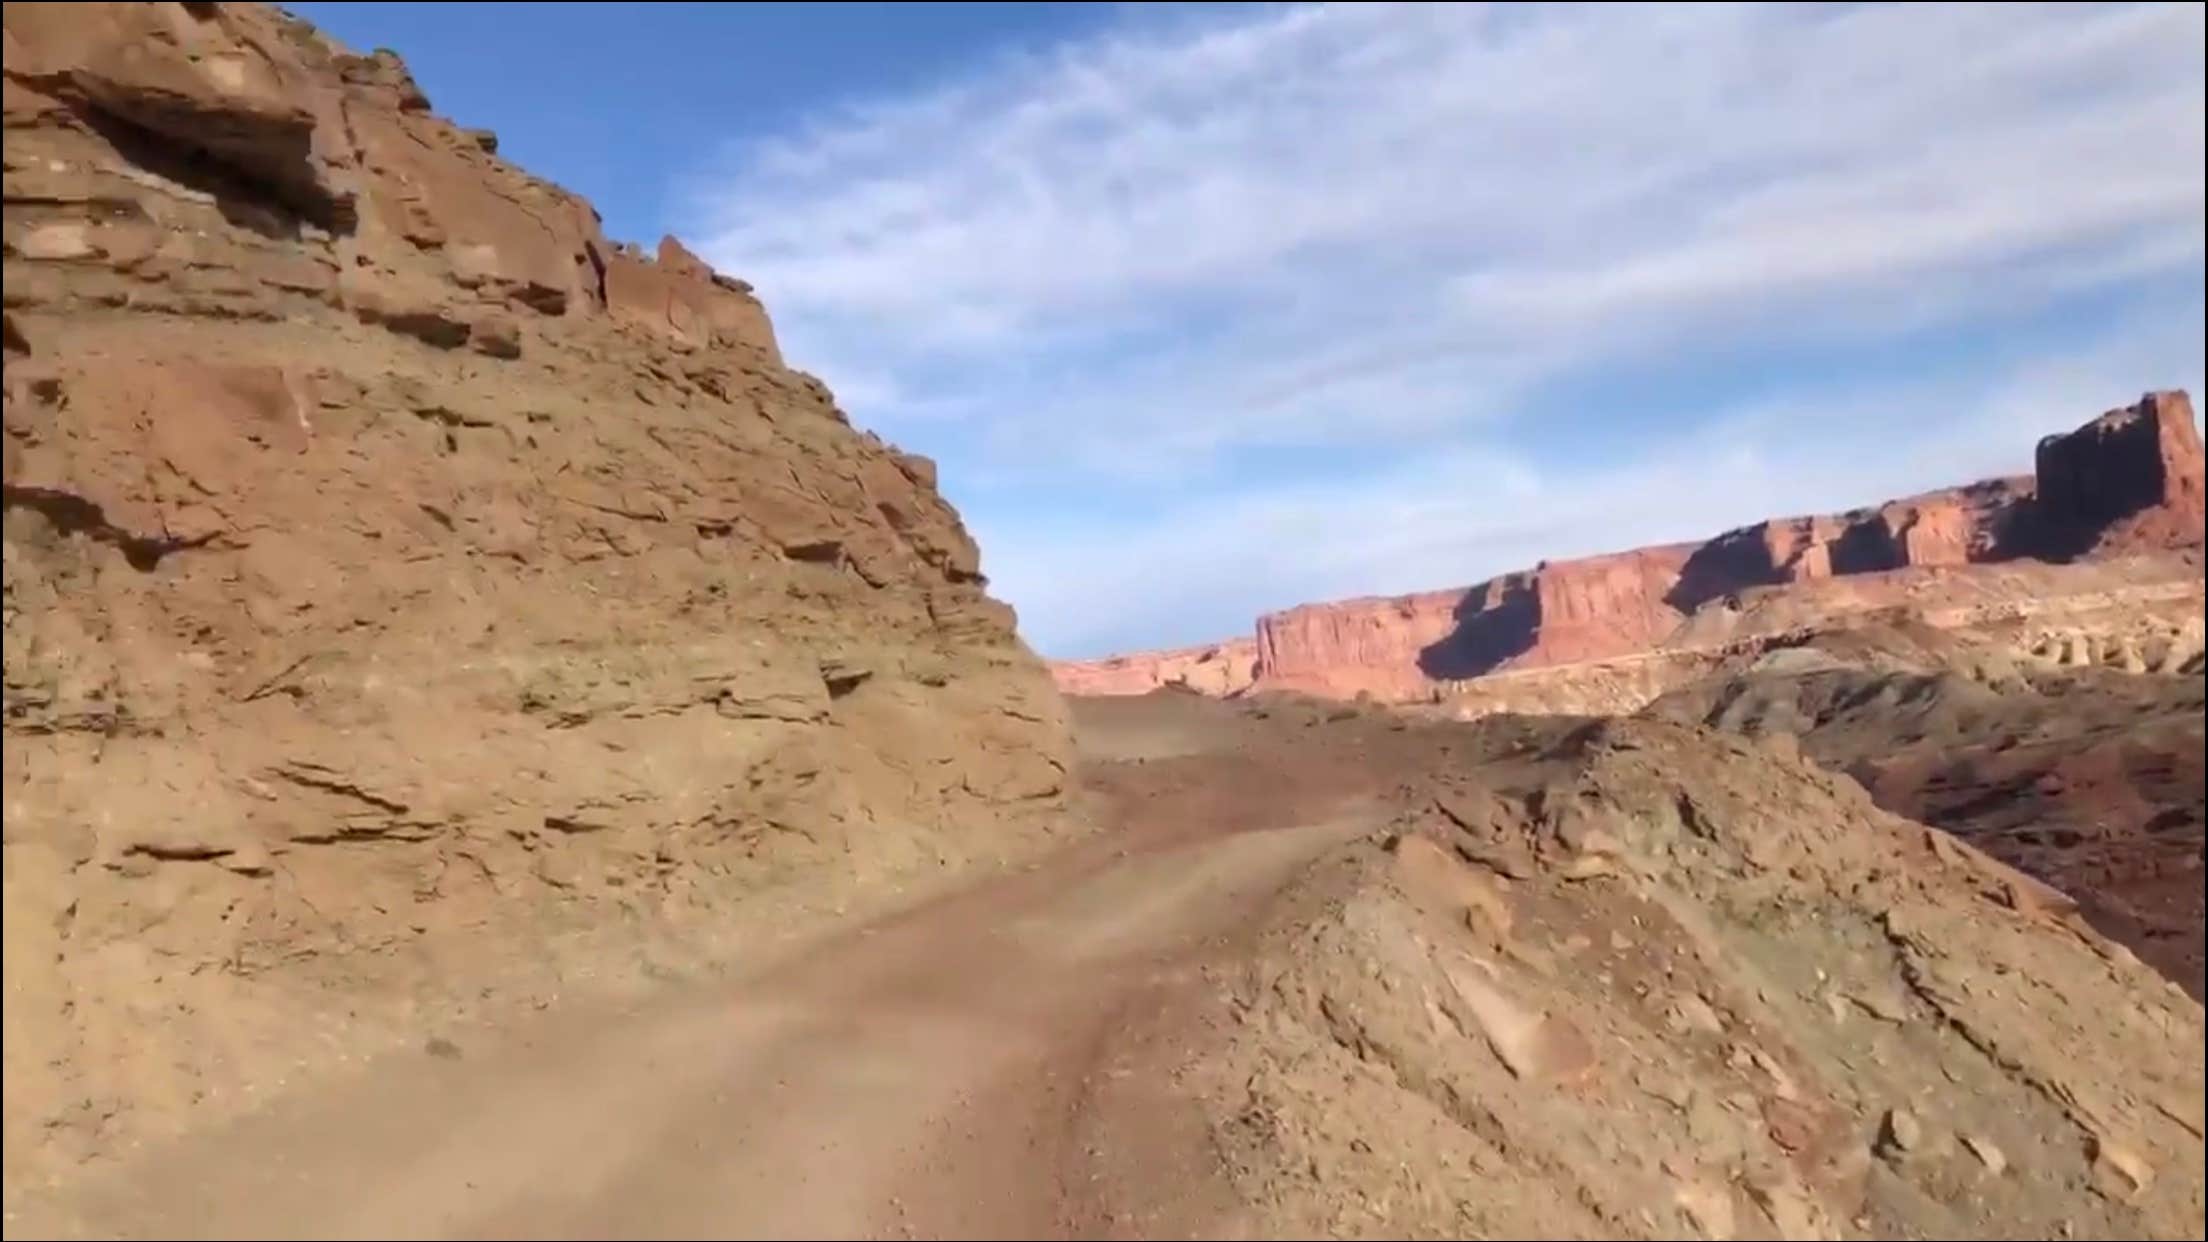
[1877, 1106, 1923, 1157]
[2036, 391, 2205, 549]
[468, 309, 522, 359]
[0, 0, 1070, 1191]
[1390, 834, 1514, 938]
[1051, 639, 1261, 696]
[1961, 1133, 2007, 1176]
[1673, 1179, 1737, 1241]
[1668, 994, 1726, 1036]
[2089, 1135, 2154, 1201]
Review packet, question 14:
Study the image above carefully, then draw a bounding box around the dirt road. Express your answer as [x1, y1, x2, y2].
[6, 701, 1371, 1241]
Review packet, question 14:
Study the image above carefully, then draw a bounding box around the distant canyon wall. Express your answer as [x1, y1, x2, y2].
[1052, 638, 1259, 697]
[1053, 391, 2207, 701]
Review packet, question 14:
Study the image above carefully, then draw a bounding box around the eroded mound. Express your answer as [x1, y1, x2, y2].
[1187, 711, 2204, 1240]
[1647, 624, 2206, 999]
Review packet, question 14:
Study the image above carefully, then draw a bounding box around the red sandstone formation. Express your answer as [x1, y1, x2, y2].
[1053, 639, 1259, 697]
[1053, 392, 2206, 701]
[1253, 589, 1462, 698]
[1668, 478, 2035, 616]
[2035, 390, 2207, 555]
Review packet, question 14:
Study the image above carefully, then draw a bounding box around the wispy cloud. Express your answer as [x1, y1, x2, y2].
[686, 1, 2207, 655]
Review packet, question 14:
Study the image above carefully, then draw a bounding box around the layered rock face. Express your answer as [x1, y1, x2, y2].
[3, 1, 1067, 1176]
[1646, 608, 2208, 999]
[1254, 548, 1698, 700]
[1052, 638, 1259, 697]
[1254, 589, 1464, 697]
[1056, 392, 2205, 701]
[2034, 390, 2207, 554]
[1672, 478, 2033, 613]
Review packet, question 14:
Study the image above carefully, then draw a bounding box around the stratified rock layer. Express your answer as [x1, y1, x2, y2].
[1057, 392, 2205, 701]
[1053, 638, 1259, 697]
[3, 1, 1068, 1179]
[2035, 390, 2208, 554]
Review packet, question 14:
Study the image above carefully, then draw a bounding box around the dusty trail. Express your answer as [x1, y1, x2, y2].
[7, 703, 1367, 1241]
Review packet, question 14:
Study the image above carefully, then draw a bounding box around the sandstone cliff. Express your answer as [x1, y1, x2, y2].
[1058, 392, 2206, 702]
[2033, 390, 2208, 555]
[2, 1, 1068, 1178]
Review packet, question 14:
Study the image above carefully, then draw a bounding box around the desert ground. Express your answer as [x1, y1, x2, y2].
[4, 5, 2203, 1240]
[9, 691, 2204, 1240]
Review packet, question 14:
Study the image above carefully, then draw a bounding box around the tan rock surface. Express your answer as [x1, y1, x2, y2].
[3, 0, 1068, 1186]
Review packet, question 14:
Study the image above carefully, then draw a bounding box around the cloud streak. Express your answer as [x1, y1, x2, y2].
[686, 1, 2207, 655]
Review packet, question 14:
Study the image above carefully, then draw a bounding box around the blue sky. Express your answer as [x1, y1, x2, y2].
[289, 2, 2206, 659]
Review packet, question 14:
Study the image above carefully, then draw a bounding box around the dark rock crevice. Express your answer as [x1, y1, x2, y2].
[11, 70, 355, 238]
[2, 483, 216, 569]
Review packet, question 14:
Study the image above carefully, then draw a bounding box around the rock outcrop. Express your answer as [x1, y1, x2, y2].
[3, 1, 1068, 1181]
[1055, 393, 2206, 702]
[1670, 479, 2034, 615]
[1253, 547, 1699, 700]
[1646, 614, 2208, 999]
[2032, 390, 2207, 555]
[1052, 638, 1258, 697]
[1254, 588, 1466, 698]
[1185, 704, 2206, 1241]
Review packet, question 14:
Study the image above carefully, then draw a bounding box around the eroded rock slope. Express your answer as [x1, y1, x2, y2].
[2, 1, 1068, 1180]
[1646, 617, 2206, 999]
[1073, 696, 2206, 1240]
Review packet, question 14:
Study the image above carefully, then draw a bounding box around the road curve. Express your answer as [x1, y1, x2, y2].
[7, 798, 1367, 1241]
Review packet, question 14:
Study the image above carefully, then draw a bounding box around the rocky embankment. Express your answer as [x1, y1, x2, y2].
[1073, 693, 2206, 1240]
[1646, 617, 2207, 999]
[2, 0, 1069, 1183]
